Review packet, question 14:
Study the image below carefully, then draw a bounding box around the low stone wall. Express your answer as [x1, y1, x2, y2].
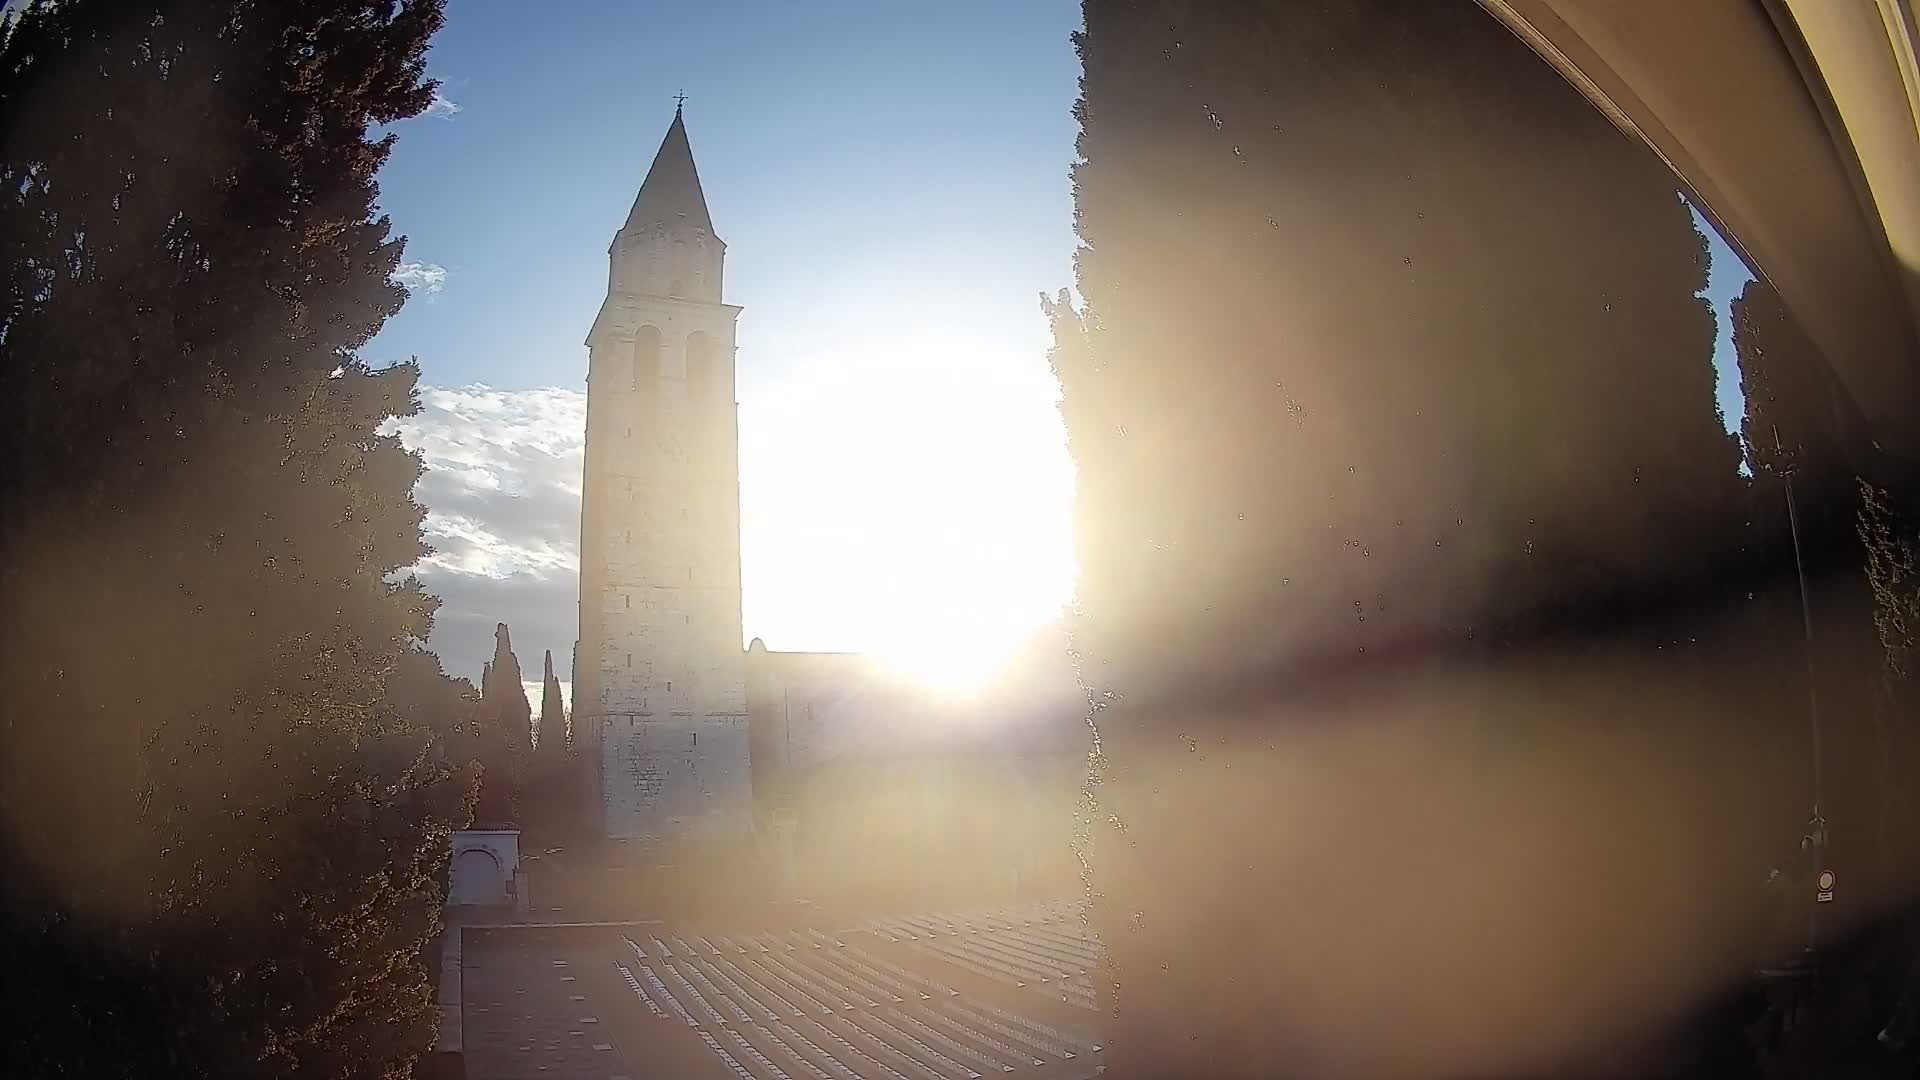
[423, 928, 467, 1080]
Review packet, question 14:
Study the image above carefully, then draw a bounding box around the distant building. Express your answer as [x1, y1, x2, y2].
[744, 636, 1089, 906]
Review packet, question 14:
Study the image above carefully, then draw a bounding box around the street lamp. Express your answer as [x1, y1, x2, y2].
[1774, 424, 1828, 956]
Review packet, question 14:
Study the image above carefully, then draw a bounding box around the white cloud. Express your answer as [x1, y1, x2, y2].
[390, 384, 585, 683]
[423, 89, 462, 119]
[391, 260, 448, 295]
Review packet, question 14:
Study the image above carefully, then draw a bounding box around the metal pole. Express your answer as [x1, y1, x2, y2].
[1775, 424, 1826, 954]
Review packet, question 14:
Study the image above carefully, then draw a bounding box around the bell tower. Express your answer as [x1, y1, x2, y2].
[576, 104, 748, 840]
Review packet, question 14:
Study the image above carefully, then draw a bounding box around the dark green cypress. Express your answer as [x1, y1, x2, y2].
[0, 1, 467, 1075]
[476, 622, 532, 826]
[538, 648, 568, 761]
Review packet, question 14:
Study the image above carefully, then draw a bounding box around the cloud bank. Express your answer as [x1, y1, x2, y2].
[391, 260, 448, 295]
[392, 385, 583, 687]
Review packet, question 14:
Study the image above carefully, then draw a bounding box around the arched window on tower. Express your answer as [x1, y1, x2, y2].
[633, 325, 661, 391]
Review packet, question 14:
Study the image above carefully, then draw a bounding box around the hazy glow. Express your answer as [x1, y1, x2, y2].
[739, 318, 1076, 690]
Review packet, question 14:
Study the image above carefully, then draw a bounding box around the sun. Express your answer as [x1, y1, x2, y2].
[740, 328, 1078, 689]
[872, 614, 1041, 696]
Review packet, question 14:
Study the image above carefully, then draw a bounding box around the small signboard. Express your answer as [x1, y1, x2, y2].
[1816, 869, 1835, 903]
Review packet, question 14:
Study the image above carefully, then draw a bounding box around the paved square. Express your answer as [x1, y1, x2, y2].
[463, 901, 1107, 1080]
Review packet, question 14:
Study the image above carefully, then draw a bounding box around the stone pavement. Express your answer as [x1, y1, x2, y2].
[462, 900, 1107, 1080]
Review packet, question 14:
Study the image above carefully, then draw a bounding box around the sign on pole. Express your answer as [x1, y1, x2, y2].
[1816, 869, 1835, 903]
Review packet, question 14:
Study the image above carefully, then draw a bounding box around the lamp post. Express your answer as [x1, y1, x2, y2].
[1775, 424, 1828, 956]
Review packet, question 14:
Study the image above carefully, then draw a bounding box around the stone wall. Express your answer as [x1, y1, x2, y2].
[578, 225, 748, 841]
[579, 313, 745, 724]
[600, 712, 751, 839]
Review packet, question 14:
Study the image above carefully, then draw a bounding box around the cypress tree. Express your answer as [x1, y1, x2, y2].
[1737, 277, 1920, 983]
[0, 1, 465, 1076]
[475, 621, 532, 826]
[524, 648, 571, 839]
[1736, 277, 1884, 551]
[538, 648, 568, 760]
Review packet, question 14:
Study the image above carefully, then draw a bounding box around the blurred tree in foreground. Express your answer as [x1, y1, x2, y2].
[0, 1, 471, 1077]
[1054, 1, 1799, 1077]
[1728, 273, 1920, 1080]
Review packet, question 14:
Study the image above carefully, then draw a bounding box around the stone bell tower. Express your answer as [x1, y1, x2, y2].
[575, 104, 748, 840]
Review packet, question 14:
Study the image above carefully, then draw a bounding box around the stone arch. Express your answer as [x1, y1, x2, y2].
[632, 325, 661, 390]
[449, 847, 504, 906]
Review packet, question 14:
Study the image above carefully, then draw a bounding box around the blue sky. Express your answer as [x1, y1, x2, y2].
[375, 0, 1086, 690]
[370, 0, 1755, 694]
[371, 0, 1082, 393]
[1693, 207, 1756, 443]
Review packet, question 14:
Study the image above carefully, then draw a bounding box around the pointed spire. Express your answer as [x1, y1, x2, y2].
[623, 106, 714, 236]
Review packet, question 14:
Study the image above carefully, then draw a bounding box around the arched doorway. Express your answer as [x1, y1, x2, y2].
[449, 848, 505, 906]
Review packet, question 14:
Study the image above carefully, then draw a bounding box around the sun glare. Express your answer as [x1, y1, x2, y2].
[868, 577, 1064, 696]
[740, 330, 1076, 693]
[847, 456, 1075, 695]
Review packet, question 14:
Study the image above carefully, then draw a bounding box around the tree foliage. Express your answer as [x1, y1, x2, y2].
[1861, 485, 1920, 678]
[1059, 2, 1746, 706]
[538, 648, 568, 761]
[474, 621, 532, 827]
[506, 647, 578, 842]
[1056, 1, 1759, 1074]
[0, 1, 465, 1076]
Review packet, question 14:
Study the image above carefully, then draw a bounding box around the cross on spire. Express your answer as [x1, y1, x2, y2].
[674, 89, 688, 114]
